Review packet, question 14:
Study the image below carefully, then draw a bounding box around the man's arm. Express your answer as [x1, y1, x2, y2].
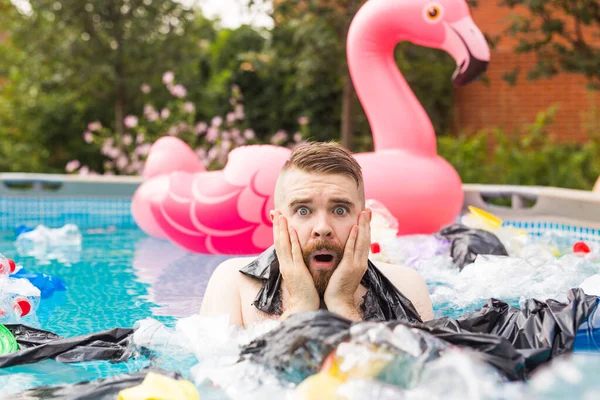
[375, 262, 435, 321]
[199, 258, 244, 326]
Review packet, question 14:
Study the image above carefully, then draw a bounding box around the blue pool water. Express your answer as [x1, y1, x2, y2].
[0, 226, 234, 392]
[1, 204, 600, 395]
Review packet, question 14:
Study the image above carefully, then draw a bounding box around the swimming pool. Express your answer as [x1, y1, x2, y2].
[1, 181, 600, 397]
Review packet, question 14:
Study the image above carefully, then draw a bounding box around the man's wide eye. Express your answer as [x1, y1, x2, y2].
[334, 207, 346, 215]
[297, 207, 309, 216]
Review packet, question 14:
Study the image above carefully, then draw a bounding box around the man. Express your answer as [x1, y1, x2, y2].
[200, 142, 434, 327]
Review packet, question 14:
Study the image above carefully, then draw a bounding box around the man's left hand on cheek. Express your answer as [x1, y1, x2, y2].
[324, 208, 371, 321]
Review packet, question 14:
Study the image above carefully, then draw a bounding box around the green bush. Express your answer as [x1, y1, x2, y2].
[439, 106, 600, 190]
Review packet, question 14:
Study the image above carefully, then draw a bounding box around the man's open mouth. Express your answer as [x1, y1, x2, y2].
[314, 254, 334, 263]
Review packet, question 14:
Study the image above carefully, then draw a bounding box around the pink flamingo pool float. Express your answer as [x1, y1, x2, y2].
[132, 0, 491, 254]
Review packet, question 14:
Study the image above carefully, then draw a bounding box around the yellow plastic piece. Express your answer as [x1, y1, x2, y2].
[117, 372, 199, 400]
[295, 372, 345, 400]
[468, 206, 504, 229]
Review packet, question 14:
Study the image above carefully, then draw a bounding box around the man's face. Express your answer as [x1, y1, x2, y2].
[273, 169, 364, 294]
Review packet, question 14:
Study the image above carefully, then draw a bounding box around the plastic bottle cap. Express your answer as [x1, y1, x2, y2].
[370, 242, 381, 254]
[7, 259, 15, 274]
[574, 242, 591, 254]
[14, 298, 31, 317]
[0, 324, 18, 355]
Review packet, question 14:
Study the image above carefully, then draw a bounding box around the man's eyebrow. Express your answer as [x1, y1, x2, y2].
[288, 198, 313, 208]
[330, 198, 355, 209]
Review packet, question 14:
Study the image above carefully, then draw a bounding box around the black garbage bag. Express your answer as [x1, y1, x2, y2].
[426, 288, 598, 374]
[240, 311, 351, 383]
[436, 224, 508, 269]
[0, 325, 134, 369]
[240, 246, 423, 323]
[5, 367, 181, 400]
[240, 310, 525, 382]
[240, 290, 599, 382]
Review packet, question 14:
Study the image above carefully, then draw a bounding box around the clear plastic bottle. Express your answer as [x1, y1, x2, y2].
[0, 277, 41, 323]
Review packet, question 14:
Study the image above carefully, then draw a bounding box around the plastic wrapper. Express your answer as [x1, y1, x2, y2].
[0, 325, 134, 368]
[436, 224, 508, 270]
[11, 268, 67, 299]
[239, 246, 422, 323]
[15, 224, 82, 265]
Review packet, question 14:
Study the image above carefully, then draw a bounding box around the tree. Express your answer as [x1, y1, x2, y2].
[256, 0, 457, 150]
[0, 0, 215, 171]
[500, 0, 600, 89]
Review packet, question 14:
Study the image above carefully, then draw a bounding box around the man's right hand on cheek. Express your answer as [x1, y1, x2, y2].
[272, 211, 320, 318]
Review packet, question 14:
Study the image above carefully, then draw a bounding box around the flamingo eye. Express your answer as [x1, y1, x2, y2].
[424, 3, 443, 23]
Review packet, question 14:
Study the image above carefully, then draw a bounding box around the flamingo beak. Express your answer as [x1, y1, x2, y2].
[442, 16, 491, 87]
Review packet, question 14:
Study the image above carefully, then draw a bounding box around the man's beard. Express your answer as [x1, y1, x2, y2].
[302, 240, 344, 295]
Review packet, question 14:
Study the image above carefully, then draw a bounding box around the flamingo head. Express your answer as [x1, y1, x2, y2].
[355, 0, 491, 87]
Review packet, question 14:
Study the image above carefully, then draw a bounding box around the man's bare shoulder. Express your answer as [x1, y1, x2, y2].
[371, 260, 435, 321]
[215, 256, 257, 272]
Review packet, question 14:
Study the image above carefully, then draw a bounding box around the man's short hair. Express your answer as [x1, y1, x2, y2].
[282, 141, 364, 189]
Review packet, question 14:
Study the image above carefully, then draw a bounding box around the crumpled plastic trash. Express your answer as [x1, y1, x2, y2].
[15, 224, 82, 265]
[436, 224, 509, 270]
[0, 277, 41, 324]
[579, 274, 600, 296]
[526, 353, 600, 399]
[460, 206, 530, 255]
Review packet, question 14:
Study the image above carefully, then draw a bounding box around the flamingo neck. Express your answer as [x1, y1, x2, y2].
[347, 27, 437, 156]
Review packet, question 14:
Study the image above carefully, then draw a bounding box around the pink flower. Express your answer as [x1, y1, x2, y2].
[221, 139, 232, 151]
[230, 128, 240, 138]
[195, 147, 207, 159]
[293, 132, 302, 142]
[104, 171, 114, 176]
[226, 112, 236, 125]
[234, 136, 246, 145]
[108, 147, 121, 159]
[211, 116, 222, 127]
[136, 133, 145, 144]
[123, 134, 133, 145]
[195, 122, 207, 135]
[167, 126, 179, 136]
[65, 160, 80, 173]
[140, 84, 151, 94]
[78, 166, 90, 175]
[116, 155, 128, 170]
[88, 121, 102, 131]
[234, 104, 245, 120]
[207, 147, 219, 160]
[270, 130, 288, 144]
[124, 115, 138, 128]
[206, 127, 218, 143]
[169, 84, 187, 98]
[298, 116, 310, 126]
[183, 101, 195, 113]
[243, 129, 255, 140]
[161, 108, 170, 120]
[162, 71, 174, 85]
[135, 143, 151, 156]
[83, 131, 93, 143]
[222, 131, 231, 140]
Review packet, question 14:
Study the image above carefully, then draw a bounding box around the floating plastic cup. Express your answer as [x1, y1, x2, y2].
[574, 298, 600, 352]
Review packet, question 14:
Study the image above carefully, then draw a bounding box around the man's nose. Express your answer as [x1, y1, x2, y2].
[312, 214, 333, 238]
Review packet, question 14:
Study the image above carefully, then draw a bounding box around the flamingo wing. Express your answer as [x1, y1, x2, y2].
[151, 145, 291, 255]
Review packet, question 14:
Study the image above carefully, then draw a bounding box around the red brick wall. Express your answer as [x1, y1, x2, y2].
[452, 2, 600, 141]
